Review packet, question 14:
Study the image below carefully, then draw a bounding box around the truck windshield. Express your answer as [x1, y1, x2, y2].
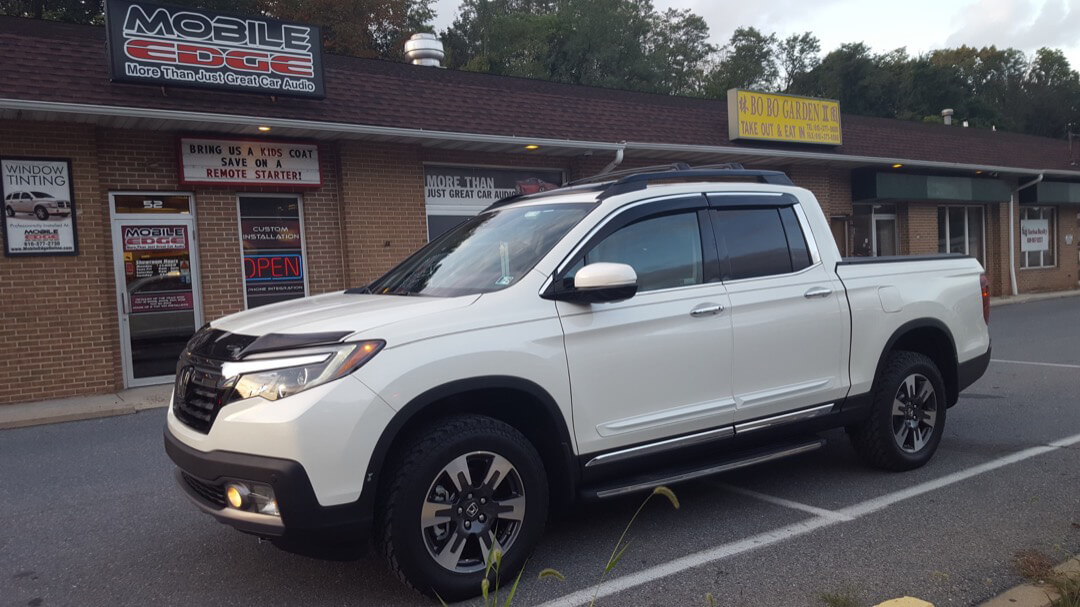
[366, 203, 594, 297]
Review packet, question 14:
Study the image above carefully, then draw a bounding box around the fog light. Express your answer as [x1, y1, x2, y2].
[226, 483, 250, 509]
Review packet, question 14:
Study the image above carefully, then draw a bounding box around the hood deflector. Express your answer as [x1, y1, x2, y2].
[186, 327, 352, 361]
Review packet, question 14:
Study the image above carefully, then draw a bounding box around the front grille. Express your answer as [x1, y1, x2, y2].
[173, 360, 230, 434]
[182, 473, 226, 509]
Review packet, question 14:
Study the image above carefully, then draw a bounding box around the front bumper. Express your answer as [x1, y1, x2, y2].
[164, 425, 374, 540]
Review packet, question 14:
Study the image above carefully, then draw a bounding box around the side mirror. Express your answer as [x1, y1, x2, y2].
[552, 262, 638, 303]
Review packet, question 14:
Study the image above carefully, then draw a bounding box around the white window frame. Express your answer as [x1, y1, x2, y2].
[937, 204, 987, 263]
[1019, 206, 1057, 269]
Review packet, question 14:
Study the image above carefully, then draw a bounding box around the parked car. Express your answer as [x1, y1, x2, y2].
[3, 190, 71, 220]
[515, 177, 560, 194]
[164, 165, 991, 600]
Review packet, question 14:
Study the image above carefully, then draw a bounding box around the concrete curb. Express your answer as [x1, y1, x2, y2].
[0, 385, 171, 430]
[979, 557, 1080, 607]
[990, 289, 1080, 307]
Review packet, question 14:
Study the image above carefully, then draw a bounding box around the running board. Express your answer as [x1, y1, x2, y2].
[581, 438, 825, 500]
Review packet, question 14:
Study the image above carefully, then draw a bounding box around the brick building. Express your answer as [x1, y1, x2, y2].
[1, 14, 1078, 405]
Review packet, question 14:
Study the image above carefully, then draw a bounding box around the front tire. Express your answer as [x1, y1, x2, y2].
[34, 206, 49, 220]
[378, 414, 549, 601]
[849, 351, 946, 471]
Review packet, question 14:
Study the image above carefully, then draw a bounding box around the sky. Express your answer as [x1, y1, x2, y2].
[428, 0, 1080, 69]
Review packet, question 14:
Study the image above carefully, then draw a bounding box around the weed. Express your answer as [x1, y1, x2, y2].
[457, 485, 681, 606]
[1050, 575, 1080, 607]
[817, 588, 860, 607]
[1015, 549, 1056, 581]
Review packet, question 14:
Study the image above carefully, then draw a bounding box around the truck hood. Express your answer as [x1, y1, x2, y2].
[211, 291, 481, 338]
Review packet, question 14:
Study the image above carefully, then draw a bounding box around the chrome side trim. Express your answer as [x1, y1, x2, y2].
[594, 439, 824, 499]
[734, 403, 835, 435]
[584, 426, 735, 468]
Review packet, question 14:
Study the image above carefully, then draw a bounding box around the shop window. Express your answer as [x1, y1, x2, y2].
[852, 204, 897, 257]
[937, 206, 985, 265]
[1020, 207, 1056, 268]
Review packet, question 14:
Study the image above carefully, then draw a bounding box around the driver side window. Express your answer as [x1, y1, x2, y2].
[573, 212, 704, 292]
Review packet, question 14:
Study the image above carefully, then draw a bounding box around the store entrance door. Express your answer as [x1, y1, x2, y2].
[109, 193, 203, 387]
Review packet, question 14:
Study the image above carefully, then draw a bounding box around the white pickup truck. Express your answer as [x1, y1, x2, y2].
[164, 165, 991, 600]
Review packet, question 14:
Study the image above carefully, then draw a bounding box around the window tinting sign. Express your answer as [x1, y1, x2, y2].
[239, 196, 307, 308]
[104, 0, 325, 98]
[2, 157, 78, 256]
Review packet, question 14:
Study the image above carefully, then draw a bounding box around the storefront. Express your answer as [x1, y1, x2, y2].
[1, 5, 1079, 405]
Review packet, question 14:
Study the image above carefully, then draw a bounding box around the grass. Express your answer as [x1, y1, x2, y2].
[816, 589, 860, 607]
[1014, 550, 1080, 607]
[454, 485, 682, 607]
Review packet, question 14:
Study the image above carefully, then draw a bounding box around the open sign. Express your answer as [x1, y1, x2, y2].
[244, 253, 303, 281]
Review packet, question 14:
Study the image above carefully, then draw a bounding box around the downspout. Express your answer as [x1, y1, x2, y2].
[598, 146, 625, 175]
[1010, 173, 1044, 296]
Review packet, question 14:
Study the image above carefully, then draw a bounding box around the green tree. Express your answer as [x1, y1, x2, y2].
[776, 32, 820, 93]
[703, 26, 778, 96]
[441, 0, 714, 94]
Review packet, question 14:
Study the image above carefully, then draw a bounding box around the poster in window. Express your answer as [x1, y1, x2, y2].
[1020, 219, 1049, 252]
[423, 165, 565, 208]
[1, 158, 78, 256]
[239, 197, 307, 308]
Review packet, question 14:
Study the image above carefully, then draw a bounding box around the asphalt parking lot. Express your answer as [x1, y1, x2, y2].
[1, 296, 1078, 607]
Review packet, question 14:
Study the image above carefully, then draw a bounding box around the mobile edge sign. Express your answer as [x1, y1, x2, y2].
[1, 158, 79, 257]
[727, 89, 842, 146]
[179, 137, 321, 187]
[104, 0, 325, 99]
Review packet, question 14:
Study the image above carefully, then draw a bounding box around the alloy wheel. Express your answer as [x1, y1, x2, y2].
[891, 373, 938, 453]
[420, 451, 526, 573]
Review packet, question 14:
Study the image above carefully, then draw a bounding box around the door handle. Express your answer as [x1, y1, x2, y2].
[804, 287, 832, 299]
[690, 303, 725, 317]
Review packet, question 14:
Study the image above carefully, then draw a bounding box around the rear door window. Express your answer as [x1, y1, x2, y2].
[712, 208, 796, 280]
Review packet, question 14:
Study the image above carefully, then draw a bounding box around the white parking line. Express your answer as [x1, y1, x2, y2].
[991, 358, 1080, 369]
[534, 431, 1080, 607]
[716, 483, 854, 521]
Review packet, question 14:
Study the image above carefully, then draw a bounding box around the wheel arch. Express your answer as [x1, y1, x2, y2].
[875, 319, 959, 406]
[364, 376, 578, 518]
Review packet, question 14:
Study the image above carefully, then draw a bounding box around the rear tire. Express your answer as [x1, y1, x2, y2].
[378, 414, 548, 601]
[4, 205, 12, 217]
[849, 351, 946, 471]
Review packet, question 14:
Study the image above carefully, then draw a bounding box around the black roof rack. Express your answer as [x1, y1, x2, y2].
[484, 163, 794, 210]
[595, 163, 793, 200]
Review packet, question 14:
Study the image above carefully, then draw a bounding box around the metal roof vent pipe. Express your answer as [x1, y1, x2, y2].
[942, 108, 954, 126]
[405, 33, 445, 67]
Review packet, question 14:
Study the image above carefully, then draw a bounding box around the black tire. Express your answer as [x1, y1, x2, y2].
[34, 206, 49, 220]
[378, 414, 549, 601]
[4, 205, 12, 217]
[849, 350, 947, 471]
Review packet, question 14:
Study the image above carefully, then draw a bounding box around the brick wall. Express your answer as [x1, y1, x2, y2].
[0, 121, 113, 403]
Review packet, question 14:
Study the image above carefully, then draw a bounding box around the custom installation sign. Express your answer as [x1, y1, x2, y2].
[239, 196, 307, 308]
[424, 165, 564, 207]
[727, 89, 842, 145]
[104, 0, 325, 98]
[1, 158, 78, 256]
[179, 137, 320, 187]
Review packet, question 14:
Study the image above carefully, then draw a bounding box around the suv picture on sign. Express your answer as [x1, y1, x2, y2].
[1, 157, 78, 256]
[4, 190, 72, 220]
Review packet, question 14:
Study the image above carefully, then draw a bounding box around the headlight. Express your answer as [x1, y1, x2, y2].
[223, 340, 384, 403]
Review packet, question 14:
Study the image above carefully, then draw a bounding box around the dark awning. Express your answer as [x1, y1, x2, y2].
[853, 171, 1010, 203]
[1019, 181, 1080, 205]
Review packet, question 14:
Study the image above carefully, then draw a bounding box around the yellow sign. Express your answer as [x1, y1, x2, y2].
[728, 89, 842, 145]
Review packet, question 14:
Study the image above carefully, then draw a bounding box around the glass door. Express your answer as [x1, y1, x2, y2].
[873, 215, 898, 256]
[109, 193, 202, 387]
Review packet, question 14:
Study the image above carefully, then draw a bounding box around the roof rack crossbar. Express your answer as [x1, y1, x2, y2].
[597, 167, 794, 200]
